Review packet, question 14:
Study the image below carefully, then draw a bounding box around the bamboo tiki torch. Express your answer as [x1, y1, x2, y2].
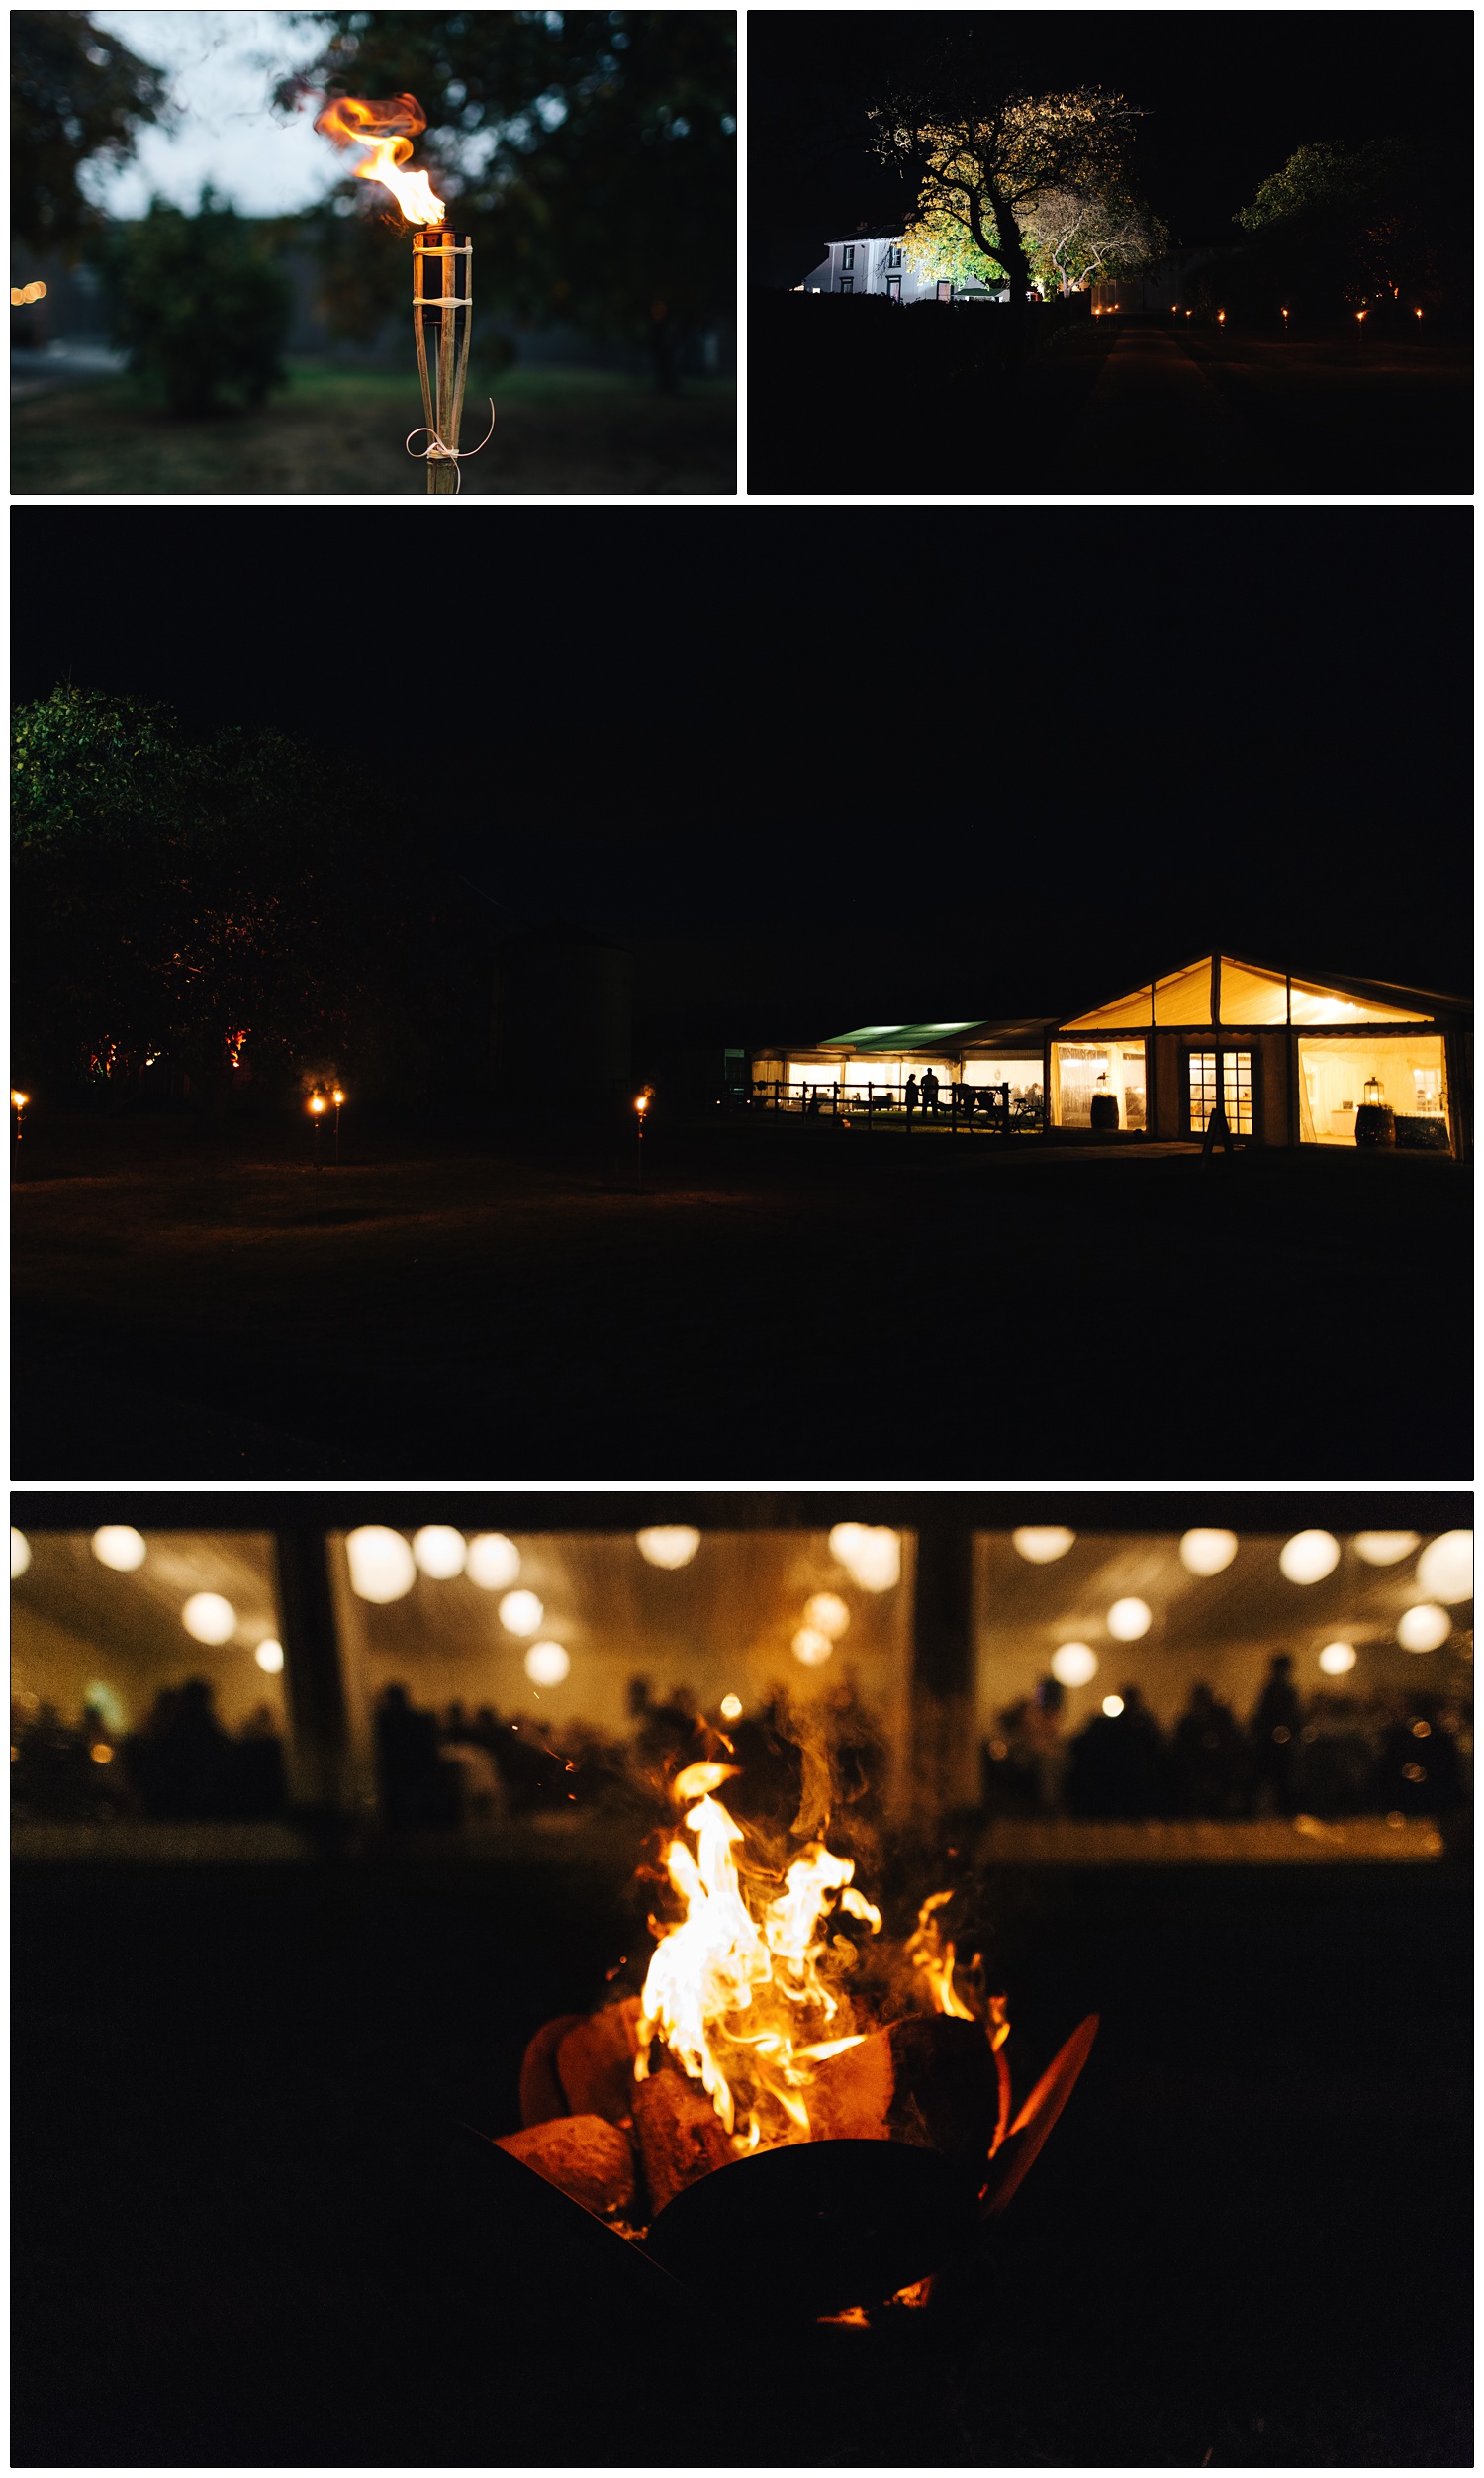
[413, 225, 472, 496]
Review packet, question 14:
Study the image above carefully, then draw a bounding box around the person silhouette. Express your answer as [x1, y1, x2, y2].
[903, 1074, 919, 1123]
[1251, 1653, 1301, 1813]
[921, 1067, 940, 1117]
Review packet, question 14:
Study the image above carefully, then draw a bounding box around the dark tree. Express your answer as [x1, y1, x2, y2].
[1235, 138, 1446, 316]
[11, 9, 167, 250]
[280, 10, 736, 388]
[98, 186, 291, 415]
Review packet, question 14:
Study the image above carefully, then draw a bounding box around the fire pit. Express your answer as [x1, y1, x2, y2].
[489, 1761, 1097, 2320]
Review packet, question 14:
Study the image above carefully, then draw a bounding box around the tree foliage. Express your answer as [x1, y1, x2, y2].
[280, 11, 736, 386]
[98, 188, 291, 415]
[1021, 188, 1165, 297]
[11, 687, 480, 1099]
[871, 84, 1142, 312]
[1235, 139, 1442, 311]
[11, 9, 166, 251]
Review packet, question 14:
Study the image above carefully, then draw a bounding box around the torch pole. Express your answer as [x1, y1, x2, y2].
[414, 227, 473, 497]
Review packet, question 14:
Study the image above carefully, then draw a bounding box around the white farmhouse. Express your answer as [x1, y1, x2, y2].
[799, 227, 1004, 303]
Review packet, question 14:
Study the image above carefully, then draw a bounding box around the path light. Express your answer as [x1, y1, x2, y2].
[467, 1533, 520, 1590]
[1051, 1643, 1098, 1688]
[524, 1641, 570, 1686]
[637, 1526, 700, 1570]
[499, 1588, 544, 1637]
[92, 1525, 146, 1573]
[255, 1639, 285, 1674]
[12, 1089, 29, 1145]
[803, 1592, 850, 1639]
[828, 1524, 901, 1591]
[11, 1528, 31, 1579]
[1179, 1528, 1238, 1576]
[1318, 1643, 1356, 1676]
[1281, 307, 1289, 325]
[1416, 1532, 1472, 1604]
[792, 1626, 834, 1667]
[1354, 1532, 1419, 1565]
[346, 1525, 417, 1602]
[1012, 1526, 1075, 1564]
[719, 1694, 743, 1720]
[1279, 1529, 1340, 1584]
[1107, 1596, 1152, 1641]
[1398, 1604, 1450, 1653]
[414, 1525, 466, 1579]
[1217, 309, 1225, 324]
[183, 1592, 236, 1645]
[1101, 1694, 1125, 1717]
[634, 1086, 654, 1188]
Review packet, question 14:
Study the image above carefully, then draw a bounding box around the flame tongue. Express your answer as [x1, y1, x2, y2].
[314, 92, 445, 227]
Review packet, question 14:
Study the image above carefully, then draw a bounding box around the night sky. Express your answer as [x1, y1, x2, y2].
[749, 10, 1474, 287]
[13, 505, 1472, 1033]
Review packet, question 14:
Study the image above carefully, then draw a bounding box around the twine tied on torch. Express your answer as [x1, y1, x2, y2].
[404, 398, 496, 495]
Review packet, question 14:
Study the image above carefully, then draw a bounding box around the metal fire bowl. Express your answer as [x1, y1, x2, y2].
[641, 2137, 978, 2317]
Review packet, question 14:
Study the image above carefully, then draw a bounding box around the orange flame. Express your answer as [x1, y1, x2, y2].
[635, 1766, 881, 2145]
[314, 93, 444, 227]
[906, 1888, 976, 2020]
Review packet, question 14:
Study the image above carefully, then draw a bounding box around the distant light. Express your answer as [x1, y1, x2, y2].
[828, 1523, 901, 1591]
[1318, 1642, 1357, 1676]
[637, 1526, 700, 1571]
[11, 281, 47, 306]
[1012, 1526, 1075, 1564]
[792, 1626, 834, 1667]
[1354, 1532, 1420, 1566]
[345, 1526, 417, 1603]
[1279, 1530, 1340, 1584]
[308, 1094, 326, 1114]
[84, 1680, 127, 1733]
[1107, 1597, 1152, 1642]
[1101, 1694, 1125, 1716]
[332, 1088, 345, 1105]
[92, 1525, 146, 1573]
[1179, 1529, 1238, 1576]
[719, 1694, 743, 1720]
[1417, 1531, 1471, 1604]
[499, 1589, 544, 1636]
[1051, 1643, 1098, 1688]
[11, 1528, 31, 1578]
[803, 1591, 850, 1639]
[1398, 1604, 1450, 1653]
[90, 1743, 114, 1764]
[466, 1533, 520, 1590]
[254, 1639, 285, 1674]
[413, 1525, 466, 1579]
[182, 1592, 236, 1645]
[524, 1640, 570, 1686]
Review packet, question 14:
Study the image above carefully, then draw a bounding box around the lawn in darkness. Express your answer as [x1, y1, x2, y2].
[10, 1850, 1471, 2465]
[11, 1108, 1470, 1480]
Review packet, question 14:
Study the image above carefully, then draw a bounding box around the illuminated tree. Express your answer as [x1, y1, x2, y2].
[870, 84, 1142, 317]
[1021, 189, 1165, 297]
[1236, 140, 1440, 313]
[898, 201, 1004, 291]
[11, 9, 166, 251]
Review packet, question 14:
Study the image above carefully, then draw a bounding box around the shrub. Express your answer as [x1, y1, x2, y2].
[100, 186, 289, 414]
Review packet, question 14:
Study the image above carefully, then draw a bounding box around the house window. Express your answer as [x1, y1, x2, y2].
[1188, 1050, 1253, 1136]
[887, 246, 902, 268]
[838, 275, 853, 294]
[841, 245, 855, 269]
[886, 276, 901, 300]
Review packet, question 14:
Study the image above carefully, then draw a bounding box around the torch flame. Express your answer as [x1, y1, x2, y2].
[314, 93, 445, 227]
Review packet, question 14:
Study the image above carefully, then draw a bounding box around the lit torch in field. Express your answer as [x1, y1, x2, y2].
[314, 92, 489, 495]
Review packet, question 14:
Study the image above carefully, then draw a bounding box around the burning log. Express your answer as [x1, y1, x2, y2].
[631, 2065, 733, 2215]
[556, 1998, 642, 2126]
[496, 2114, 637, 2219]
[517, 2012, 586, 2128]
[807, 2014, 1002, 2171]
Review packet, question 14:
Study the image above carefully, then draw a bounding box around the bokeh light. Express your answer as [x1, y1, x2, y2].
[499, 1589, 544, 1637]
[413, 1525, 466, 1579]
[1051, 1643, 1098, 1688]
[346, 1526, 417, 1603]
[182, 1592, 236, 1645]
[1012, 1526, 1075, 1564]
[1107, 1597, 1152, 1641]
[792, 1626, 834, 1667]
[719, 1694, 743, 1720]
[1279, 1530, 1341, 1584]
[1353, 1531, 1420, 1566]
[1417, 1531, 1472, 1604]
[1397, 1604, 1450, 1653]
[1102, 1694, 1125, 1716]
[1318, 1642, 1357, 1676]
[254, 1639, 285, 1674]
[524, 1641, 571, 1686]
[1179, 1529, 1238, 1576]
[92, 1525, 146, 1573]
[11, 1528, 31, 1579]
[803, 1592, 851, 1639]
[636, 1526, 701, 1570]
[828, 1524, 901, 1591]
[466, 1534, 520, 1591]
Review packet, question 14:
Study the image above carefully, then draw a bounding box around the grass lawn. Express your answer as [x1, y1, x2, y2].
[10, 356, 737, 495]
[11, 1110, 1469, 1478]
